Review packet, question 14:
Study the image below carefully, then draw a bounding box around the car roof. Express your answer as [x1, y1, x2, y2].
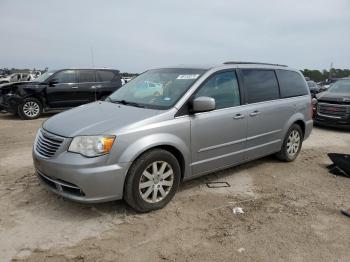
[156, 61, 296, 72]
[49, 68, 119, 72]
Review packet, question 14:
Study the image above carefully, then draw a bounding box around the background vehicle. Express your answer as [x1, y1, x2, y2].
[314, 78, 350, 128]
[33, 62, 313, 212]
[0, 73, 32, 84]
[307, 80, 320, 97]
[0, 68, 122, 119]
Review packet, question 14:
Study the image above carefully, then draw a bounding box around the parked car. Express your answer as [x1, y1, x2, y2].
[318, 78, 340, 92]
[307, 80, 320, 97]
[0, 73, 32, 84]
[32, 62, 313, 212]
[314, 78, 350, 128]
[0, 68, 122, 119]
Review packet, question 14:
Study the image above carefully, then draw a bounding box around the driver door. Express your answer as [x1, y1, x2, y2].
[190, 71, 247, 175]
[46, 70, 80, 108]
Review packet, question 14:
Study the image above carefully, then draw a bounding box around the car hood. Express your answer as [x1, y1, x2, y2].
[43, 101, 166, 137]
[316, 92, 350, 104]
[0, 81, 41, 92]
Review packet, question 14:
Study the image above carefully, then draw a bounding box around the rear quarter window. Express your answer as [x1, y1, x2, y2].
[276, 70, 308, 98]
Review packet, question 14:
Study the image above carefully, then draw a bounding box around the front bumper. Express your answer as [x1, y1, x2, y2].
[0, 94, 20, 114]
[314, 102, 350, 129]
[32, 130, 131, 203]
[314, 115, 350, 129]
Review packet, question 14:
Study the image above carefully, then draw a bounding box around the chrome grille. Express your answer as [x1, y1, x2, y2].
[317, 103, 348, 118]
[36, 130, 64, 158]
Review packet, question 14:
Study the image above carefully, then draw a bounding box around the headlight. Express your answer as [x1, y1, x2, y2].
[68, 136, 115, 157]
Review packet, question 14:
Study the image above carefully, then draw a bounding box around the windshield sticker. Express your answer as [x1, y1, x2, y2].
[176, 74, 199, 80]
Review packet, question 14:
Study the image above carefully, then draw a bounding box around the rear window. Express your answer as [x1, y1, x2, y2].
[97, 70, 116, 82]
[242, 70, 280, 103]
[276, 70, 308, 98]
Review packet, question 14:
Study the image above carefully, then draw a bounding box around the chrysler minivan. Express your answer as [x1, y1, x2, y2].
[33, 62, 313, 212]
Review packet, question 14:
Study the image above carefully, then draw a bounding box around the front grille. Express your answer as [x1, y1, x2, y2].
[36, 130, 64, 158]
[317, 103, 348, 118]
[37, 170, 85, 196]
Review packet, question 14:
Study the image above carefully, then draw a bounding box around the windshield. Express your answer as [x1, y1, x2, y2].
[327, 80, 350, 93]
[33, 71, 54, 82]
[107, 68, 206, 109]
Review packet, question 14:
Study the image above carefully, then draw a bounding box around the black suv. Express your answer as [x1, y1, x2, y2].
[314, 78, 350, 128]
[0, 69, 122, 119]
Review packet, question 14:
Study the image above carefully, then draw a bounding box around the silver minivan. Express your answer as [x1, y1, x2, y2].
[33, 62, 313, 212]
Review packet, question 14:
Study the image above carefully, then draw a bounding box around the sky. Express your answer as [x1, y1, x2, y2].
[0, 0, 349, 72]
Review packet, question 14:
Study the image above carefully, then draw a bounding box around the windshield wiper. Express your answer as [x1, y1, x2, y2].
[111, 100, 145, 108]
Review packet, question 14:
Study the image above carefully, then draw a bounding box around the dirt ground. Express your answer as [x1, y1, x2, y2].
[0, 112, 349, 262]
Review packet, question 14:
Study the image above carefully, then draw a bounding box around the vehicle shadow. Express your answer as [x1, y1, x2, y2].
[313, 124, 350, 133]
[0, 112, 56, 121]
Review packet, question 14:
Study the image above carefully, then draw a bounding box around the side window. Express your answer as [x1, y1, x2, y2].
[11, 74, 19, 81]
[276, 70, 308, 98]
[242, 70, 279, 103]
[97, 70, 115, 82]
[78, 70, 95, 83]
[195, 71, 240, 109]
[53, 70, 76, 83]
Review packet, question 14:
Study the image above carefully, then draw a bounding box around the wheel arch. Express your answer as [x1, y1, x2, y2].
[282, 113, 306, 139]
[293, 119, 305, 137]
[118, 134, 190, 181]
[22, 94, 46, 107]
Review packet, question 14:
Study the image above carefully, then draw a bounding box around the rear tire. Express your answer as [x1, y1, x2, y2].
[124, 149, 181, 212]
[18, 97, 43, 120]
[276, 124, 303, 162]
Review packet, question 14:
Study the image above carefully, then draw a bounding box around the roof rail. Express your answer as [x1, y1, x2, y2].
[223, 61, 287, 67]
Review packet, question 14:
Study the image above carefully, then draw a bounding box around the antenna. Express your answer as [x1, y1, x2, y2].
[90, 47, 95, 68]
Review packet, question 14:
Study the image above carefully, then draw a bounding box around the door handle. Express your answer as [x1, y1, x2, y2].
[233, 113, 245, 120]
[249, 110, 260, 117]
[91, 85, 102, 89]
[71, 86, 78, 89]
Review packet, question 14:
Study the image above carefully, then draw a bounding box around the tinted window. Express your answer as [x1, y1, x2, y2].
[195, 71, 240, 109]
[54, 70, 76, 83]
[97, 70, 115, 82]
[276, 70, 308, 98]
[78, 70, 95, 83]
[242, 70, 279, 103]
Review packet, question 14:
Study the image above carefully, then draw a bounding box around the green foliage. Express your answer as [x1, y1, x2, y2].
[301, 68, 350, 82]
[121, 72, 139, 77]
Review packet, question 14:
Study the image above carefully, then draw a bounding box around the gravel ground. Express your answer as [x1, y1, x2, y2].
[0, 112, 349, 262]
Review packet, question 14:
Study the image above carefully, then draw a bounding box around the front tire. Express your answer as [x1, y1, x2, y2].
[276, 124, 303, 162]
[124, 149, 181, 212]
[18, 98, 43, 120]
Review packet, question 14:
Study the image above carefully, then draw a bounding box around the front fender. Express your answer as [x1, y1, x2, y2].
[117, 133, 191, 177]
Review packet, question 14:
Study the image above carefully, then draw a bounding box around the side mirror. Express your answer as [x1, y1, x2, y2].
[48, 79, 59, 86]
[191, 96, 215, 113]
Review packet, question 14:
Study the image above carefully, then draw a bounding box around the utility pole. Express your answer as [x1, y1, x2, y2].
[90, 47, 95, 68]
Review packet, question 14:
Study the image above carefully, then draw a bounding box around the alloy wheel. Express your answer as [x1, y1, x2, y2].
[139, 161, 174, 203]
[286, 130, 300, 157]
[23, 101, 40, 117]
